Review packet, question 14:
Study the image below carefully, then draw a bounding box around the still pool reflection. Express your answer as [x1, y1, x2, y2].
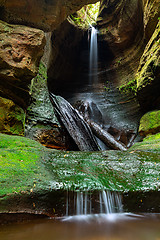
[0, 213, 160, 240]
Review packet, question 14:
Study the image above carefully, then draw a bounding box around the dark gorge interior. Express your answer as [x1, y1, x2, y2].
[47, 20, 142, 151]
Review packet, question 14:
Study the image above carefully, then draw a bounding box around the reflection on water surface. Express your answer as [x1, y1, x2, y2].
[0, 213, 160, 240]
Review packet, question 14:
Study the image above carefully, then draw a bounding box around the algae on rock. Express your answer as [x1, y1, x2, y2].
[136, 21, 160, 111]
[0, 96, 25, 136]
[26, 62, 71, 150]
[139, 110, 160, 137]
[1, 133, 160, 216]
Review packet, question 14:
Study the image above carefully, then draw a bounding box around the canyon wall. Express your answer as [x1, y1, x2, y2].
[0, 0, 160, 145]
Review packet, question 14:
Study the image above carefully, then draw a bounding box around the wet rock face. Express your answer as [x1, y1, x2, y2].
[97, 0, 144, 52]
[95, 0, 144, 90]
[0, 0, 97, 31]
[26, 123, 71, 150]
[25, 62, 72, 150]
[0, 20, 45, 108]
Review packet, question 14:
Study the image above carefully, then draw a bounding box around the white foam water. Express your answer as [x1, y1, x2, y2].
[89, 26, 98, 84]
[65, 190, 123, 217]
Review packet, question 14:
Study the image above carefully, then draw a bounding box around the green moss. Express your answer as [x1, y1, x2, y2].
[136, 21, 160, 90]
[1, 133, 160, 203]
[29, 61, 47, 95]
[118, 79, 137, 95]
[139, 110, 160, 136]
[68, 2, 100, 29]
[130, 132, 160, 151]
[0, 97, 25, 136]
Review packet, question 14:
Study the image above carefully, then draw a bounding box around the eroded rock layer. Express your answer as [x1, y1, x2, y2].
[0, 0, 98, 31]
[0, 20, 45, 108]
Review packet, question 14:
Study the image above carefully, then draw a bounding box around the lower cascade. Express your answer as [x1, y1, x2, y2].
[66, 190, 123, 216]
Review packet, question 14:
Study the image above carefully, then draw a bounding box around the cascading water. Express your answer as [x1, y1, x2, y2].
[89, 26, 98, 84]
[65, 191, 123, 216]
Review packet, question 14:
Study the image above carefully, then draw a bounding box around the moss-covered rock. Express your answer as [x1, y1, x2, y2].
[130, 132, 160, 151]
[26, 62, 71, 150]
[0, 97, 25, 136]
[136, 21, 160, 111]
[1, 133, 160, 216]
[139, 110, 160, 137]
[144, 0, 160, 42]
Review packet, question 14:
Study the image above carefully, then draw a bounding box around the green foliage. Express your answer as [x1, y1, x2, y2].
[118, 79, 137, 95]
[68, 2, 100, 29]
[29, 61, 47, 95]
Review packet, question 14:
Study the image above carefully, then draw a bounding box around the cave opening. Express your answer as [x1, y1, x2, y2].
[47, 19, 141, 151]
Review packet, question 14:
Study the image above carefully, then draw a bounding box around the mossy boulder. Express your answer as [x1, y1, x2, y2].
[139, 110, 160, 137]
[1, 133, 160, 217]
[130, 132, 160, 151]
[0, 97, 25, 136]
[26, 62, 71, 150]
[136, 21, 160, 111]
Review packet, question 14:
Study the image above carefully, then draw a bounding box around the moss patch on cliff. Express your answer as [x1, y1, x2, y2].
[136, 21, 160, 90]
[0, 134, 50, 197]
[1, 133, 160, 215]
[139, 110, 160, 137]
[1, 133, 160, 198]
[68, 2, 100, 29]
[130, 132, 160, 151]
[0, 97, 25, 136]
[118, 79, 137, 95]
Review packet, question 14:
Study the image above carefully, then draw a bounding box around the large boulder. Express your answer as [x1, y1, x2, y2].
[0, 0, 98, 31]
[139, 110, 160, 137]
[0, 20, 45, 108]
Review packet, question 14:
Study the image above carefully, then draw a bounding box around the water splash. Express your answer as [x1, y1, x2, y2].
[66, 190, 123, 216]
[89, 26, 98, 84]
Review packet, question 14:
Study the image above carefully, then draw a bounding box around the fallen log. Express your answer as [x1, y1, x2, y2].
[87, 120, 127, 151]
[49, 93, 100, 151]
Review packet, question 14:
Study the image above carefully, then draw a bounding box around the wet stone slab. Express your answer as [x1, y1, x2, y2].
[0, 133, 160, 217]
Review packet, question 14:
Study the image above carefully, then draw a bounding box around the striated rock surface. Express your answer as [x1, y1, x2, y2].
[0, 0, 98, 31]
[0, 20, 45, 108]
[97, 0, 144, 53]
[143, 0, 160, 42]
[96, 0, 144, 88]
[0, 96, 25, 136]
[136, 21, 160, 111]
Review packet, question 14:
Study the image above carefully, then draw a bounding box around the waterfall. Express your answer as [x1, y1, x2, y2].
[66, 191, 123, 216]
[89, 26, 98, 84]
